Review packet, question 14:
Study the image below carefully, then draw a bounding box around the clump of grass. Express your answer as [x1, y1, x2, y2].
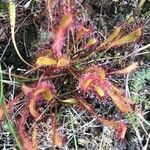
[0, 65, 22, 150]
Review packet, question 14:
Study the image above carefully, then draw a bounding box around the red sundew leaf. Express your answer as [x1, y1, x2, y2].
[76, 25, 91, 40]
[96, 68, 106, 83]
[50, 109, 63, 148]
[36, 55, 70, 68]
[109, 84, 134, 105]
[9, 1, 33, 67]
[77, 99, 118, 128]
[79, 66, 106, 92]
[32, 126, 38, 150]
[18, 109, 33, 150]
[123, 97, 134, 105]
[77, 98, 94, 112]
[108, 62, 139, 75]
[100, 27, 122, 47]
[108, 28, 142, 48]
[109, 84, 124, 95]
[0, 94, 23, 121]
[47, 0, 55, 30]
[42, 89, 53, 101]
[25, 81, 56, 118]
[86, 66, 106, 83]
[98, 117, 127, 140]
[53, 13, 73, 57]
[58, 14, 73, 29]
[34, 81, 55, 101]
[53, 131, 63, 147]
[29, 98, 40, 119]
[77, 98, 127, 139]
[36, 56, 57, 66]
[79, 65, 134, 113]
[92, 117, 127, 140]
[50, 129, 63, 148]
[108, 90, 133, 113]
[0, 105, 11, 121]
[47, 0, 52, 12]
[79, 73, 99, 92]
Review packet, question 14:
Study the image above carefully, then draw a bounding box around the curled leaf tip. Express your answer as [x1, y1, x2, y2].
[27, 81, 56, 118]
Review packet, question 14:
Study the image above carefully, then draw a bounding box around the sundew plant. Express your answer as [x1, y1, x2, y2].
[0, 0, 149, 149]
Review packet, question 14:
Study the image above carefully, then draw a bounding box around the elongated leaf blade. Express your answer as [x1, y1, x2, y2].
[36, 56, 57, 66]
[109, 28, 141, 48]
[100, 27, 122, 47]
